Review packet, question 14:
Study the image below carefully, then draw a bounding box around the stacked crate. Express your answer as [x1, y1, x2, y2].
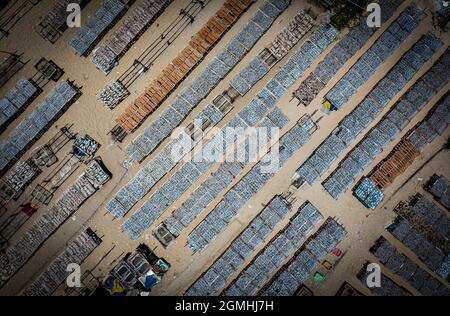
[293, 73, 325, 106]
[160, 108, 289, 239]
[69, 0, 130, 55]
[92, 0, 172, 73]
[267, 10, 313, 59]
[184, 117, 317, 253]
[186, 201, 323, 296]
[3, 160, 41, 193]
[0, 79, 39, 130]
[353, 177, 384, 209]
[96, 80, 129, 109]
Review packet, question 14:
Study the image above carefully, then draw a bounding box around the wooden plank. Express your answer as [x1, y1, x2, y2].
[135, 97, 153, 113]
[163, 64, 183, 82]
[229, 0, 247, 11]
[134, 98, 149, 114]
[144, 92, 159, 108]
[152, 78, 170, 96]
[198, 28, 215, 45]
[172, 57, 190, 74]
[164, 63, 182, 78]
[157, 75, 174, 91]
[117, 114, 136, 131]
[164, 68, 182, 84]
[133, 106, 147, 120]
[147, 86, 164, 103]
[199, 26, 218, 44]
[125, 109, 140, 125]
[224, 2, 241, 17]
[189, 37, 208, 54]
[217, 8, 234, 25]
[185, 44, 203, 59]
[180, 49, 197, 67]
[209, 16, 225, 33]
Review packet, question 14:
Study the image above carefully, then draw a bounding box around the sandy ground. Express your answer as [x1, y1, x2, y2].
[0, 0, 448, 296]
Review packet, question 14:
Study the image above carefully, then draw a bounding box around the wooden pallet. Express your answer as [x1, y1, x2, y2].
[370, 140, 420, 189]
